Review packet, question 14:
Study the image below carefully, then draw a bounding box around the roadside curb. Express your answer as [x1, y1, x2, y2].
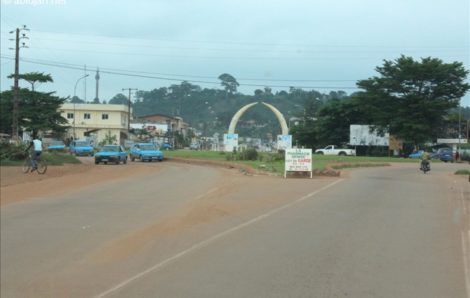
[166, 157, 341, 177]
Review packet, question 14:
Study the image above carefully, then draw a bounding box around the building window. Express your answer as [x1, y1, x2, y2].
[84, 113, 91, 119]
[102, 113, 109, 120]
[67, 113, 74, 119]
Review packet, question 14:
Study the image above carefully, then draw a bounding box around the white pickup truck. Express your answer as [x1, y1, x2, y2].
[315, 145, 356, 156]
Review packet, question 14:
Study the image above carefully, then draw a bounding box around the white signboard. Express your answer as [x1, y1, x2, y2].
[285, 148, 312, 178]
[224, 133, 238, 152]
[350, 125, 389, 146]
[437, 138, 468, 144]
[277, 135, 292, 150]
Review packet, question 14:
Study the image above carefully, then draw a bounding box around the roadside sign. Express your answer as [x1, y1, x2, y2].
[285, 148, 312, 178]
[223, 133, 238, 152]
[277, 134, 292, 150]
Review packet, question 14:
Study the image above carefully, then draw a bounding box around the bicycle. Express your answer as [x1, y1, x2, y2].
[22, 154, 47, 174]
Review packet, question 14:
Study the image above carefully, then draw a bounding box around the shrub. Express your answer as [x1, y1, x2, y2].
[0, 141, 28, 161]
[461, 152, 470, 162]
[240, 148, 258, 161]
[224, 148, 259, 161]
[454, 169, 470, 175]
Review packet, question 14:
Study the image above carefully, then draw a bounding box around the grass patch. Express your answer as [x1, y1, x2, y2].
[165, 150, 405, 174]
[0, 152, 81, 166]
[164, 150, 227, 160]
[454, 169, 470, 175]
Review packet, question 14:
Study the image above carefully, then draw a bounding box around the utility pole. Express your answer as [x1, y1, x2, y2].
[458, 100, 461, 161]
[122, 88, 138, 133]
[84, 65, 87, 102]
[9, 25, 29, 141]
[73, 74, 90, 139]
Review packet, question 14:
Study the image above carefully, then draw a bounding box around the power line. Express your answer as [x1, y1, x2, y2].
[0, 55, 360, 89]
[14, 45, 468, 63]
[22, 28, 470, 50]
[17, 36, 467, 55]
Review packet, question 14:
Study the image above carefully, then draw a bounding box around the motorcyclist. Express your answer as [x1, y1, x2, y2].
[420, 151, 430, 171]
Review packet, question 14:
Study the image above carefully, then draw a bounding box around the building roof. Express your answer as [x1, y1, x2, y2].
[138, 113, 183, 121]
[61, 103, 129, 112]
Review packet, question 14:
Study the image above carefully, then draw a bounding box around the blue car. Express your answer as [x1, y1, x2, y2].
[95, 145, 128, 164]
[161, 143, 173, 150]
[437, 148, 454, 163]
[47, 140, 66, 152]
[408, 150, 424, 159]
[130, 143, 164, 162]
[70, 140, 94, 156]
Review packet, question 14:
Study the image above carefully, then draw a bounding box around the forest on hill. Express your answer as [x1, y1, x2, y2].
[121, 80, 349, 139]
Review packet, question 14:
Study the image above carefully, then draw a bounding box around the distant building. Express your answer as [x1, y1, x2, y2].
[60, 103, 131, 145]
[130, 123, 168, 136]
[135, 113, 189, 136]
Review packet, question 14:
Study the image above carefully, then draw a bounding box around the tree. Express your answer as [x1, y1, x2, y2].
[109, 93, 129, 105]
[254, 89, 263, 97]
[316, 97, 372, 146]
[357, 56, 470, 145]
[168, 81, 200, 115]
[0, 88, 68, 137]
[70, 96, 85, 103]
[98, 130, 117, 146]
[218, 73, 239, 96]
[8, 72, 53, 91]
[289, 97, 322, 148]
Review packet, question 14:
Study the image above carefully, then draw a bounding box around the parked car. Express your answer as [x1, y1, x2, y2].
[130, 143, 164, 162]
[95, 145, 128, 164]
[47, 140, 66, 152]
[315, 145, 356, 156]
[408, 150, 424, 159]
[436, 148, 454, 163]
[70, 140, 94, 156]
[189, 142, 200, 150]
[161, 143, 173, 150]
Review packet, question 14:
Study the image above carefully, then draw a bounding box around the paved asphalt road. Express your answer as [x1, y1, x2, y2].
[1, 161, 469, 298]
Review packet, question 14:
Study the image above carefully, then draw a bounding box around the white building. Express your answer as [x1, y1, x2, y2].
[60, 103, 131, 145]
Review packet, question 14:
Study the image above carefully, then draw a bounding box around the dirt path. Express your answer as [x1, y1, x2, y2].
[0, 158, 165, 206]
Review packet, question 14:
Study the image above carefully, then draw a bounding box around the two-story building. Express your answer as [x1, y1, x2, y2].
[60, 103, 131, 145]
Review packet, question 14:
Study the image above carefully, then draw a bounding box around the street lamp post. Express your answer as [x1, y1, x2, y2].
[73, 74, 89, 139]
[122, 88, 138, 133]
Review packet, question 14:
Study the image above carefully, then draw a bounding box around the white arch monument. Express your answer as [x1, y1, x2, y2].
[224, 102, 291, 151]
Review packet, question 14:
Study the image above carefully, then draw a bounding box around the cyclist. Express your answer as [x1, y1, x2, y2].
[25, 136, 43, 172]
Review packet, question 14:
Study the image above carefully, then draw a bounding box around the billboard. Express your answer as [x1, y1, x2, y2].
[350, 125, 389, 146]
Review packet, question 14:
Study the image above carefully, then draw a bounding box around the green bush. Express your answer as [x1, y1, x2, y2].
[454, 169, 470, 175]
[240, 148, 258, 161]
[0, 141, 28, 161]
[461, 152, 470, 162]
[224, 148, 259, 161]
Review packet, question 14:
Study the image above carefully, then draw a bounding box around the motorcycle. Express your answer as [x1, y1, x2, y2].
[420, 160, 430, 174]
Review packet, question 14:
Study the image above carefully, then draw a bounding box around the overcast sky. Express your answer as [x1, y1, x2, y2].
[1, 0, 469, 106]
